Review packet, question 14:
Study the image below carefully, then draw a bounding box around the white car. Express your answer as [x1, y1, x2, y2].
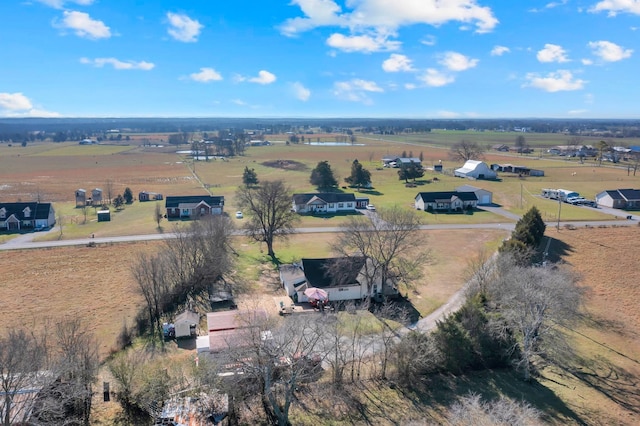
[366, 204, 376, 211]
[235, 211, 243, 219]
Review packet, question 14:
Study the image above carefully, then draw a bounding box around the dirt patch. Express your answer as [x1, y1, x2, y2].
[261, 159, 308, 171]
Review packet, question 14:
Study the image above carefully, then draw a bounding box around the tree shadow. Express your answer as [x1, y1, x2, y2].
[396, 369, 587, 425]
[355, 189, 383, 196]
[370, 296, 422, 325]
[543, 236, 573, 263]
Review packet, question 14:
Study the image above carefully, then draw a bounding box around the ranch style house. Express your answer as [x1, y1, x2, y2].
[415, 191, 478, 212]
[165, 195, 225, 219]
[292, 192, 366, 213]
[595, 189, 640, 210]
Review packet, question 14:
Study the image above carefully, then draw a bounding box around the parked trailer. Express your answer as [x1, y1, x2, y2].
[541, 188, 560, 199]
[541, 188, 579, 202]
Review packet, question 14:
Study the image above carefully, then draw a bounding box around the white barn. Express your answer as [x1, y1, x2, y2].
[454, 160, 497, 180]
[456, 185, 493, 205]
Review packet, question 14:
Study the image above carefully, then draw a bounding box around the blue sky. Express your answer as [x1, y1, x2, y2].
[1, 0, 640, 118]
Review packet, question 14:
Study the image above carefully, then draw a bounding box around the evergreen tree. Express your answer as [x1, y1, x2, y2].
[397, 161, 424, 183]
[242, 166, 259, 186]
[344, 159, 371, 190]
[123, 187, 134, 204]
[310, 160, 338, 189]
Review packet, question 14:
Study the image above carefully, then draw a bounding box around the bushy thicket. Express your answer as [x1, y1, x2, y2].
[499, 206, 546, 264]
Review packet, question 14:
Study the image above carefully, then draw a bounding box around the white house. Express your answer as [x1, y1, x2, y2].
[279, 257, 397, 303]
[414, 191, 478, 212]
[454, 160, 497, 180]
[456, 185, 493, 205]
[596, 189, 640, 209]
[292, 193, 357, 214]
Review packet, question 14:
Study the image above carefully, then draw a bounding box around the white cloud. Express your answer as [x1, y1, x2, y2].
[0, 93, 59, 117]
[326, 33, 401, 52]
[292, 82, 311, 101]
[279, 0, 499, 38]
[58, 10, 111, 39]
[404, 83, 417, 90]
[232, 99, 247, 106]
[490, 45, 510, 56]
[189, 67, 222, 82]
[588, 40, 633, 61]
[584, 93, 595, 104]
[438, 51, 478, 71]
[382, 54, 415, 72]
[36, 0, 93, 9]
[568, 109, 588, 115]
[581, 58, 594, 65]
[523, 70, 586, 92]
[248, 70, 277, 85]
[0, 93, 33, 110]
[419, 68, 455, 87]
[536, 44, 569, 62]
[80, 57, 155, 70]
[333, 78, 383, 104]
[589, 0, 640, 16]
[166, 12, 203, 42]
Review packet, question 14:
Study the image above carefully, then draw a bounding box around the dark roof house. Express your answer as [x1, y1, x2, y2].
[165, 195, 225, 219]
[292, 193, 357, 213]
[0, 202, 56, 232]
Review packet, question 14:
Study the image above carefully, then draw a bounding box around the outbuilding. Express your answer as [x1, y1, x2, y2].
[456, 184, 493, 205]
[97, 209, 111, 222]
[454, 160, 497, 180]
[174, 310, 199, 339]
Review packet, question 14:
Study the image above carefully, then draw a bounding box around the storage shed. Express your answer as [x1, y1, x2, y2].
[174, 310, 199, 339]
[97, 209, 111, 222]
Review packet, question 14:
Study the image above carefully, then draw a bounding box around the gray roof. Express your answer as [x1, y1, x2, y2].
[618, 189, 640, 201]
[292, 193, 356, 205]
[165, 195, 224, 208]
[415, 191, 478, 203]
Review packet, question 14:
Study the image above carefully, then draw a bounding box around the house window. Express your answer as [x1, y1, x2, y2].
[0, 209, 5, 219]
[23, 207, 31, 218]
[182, 209, 190, 215]
[338, 203, 344, 208]
[200, 207, 206, 214]
[329, 203, 334, 208]
[347, 203, 352, 207]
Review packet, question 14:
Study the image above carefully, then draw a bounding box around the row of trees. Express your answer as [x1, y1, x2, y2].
[0, 319, 99, 426]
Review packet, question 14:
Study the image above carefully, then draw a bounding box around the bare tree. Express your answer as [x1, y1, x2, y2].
[446, 393, 542, 426]
[104, 179, 114, 205]
[515, 135, 529, 154]
[131, 252, 171, 343]
[332, 206, 427, 296]
[33, 319, 99, 426]
[230, 313, 328, 426]
[487, 257, 583, 381]
[154, 203, 163, 228]
[464, 248, 497, 297]
[236, 180, 299, 259]
[0, 329, 49, 426]
[448, 140, 485, 162]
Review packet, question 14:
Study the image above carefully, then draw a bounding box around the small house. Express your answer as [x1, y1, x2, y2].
[139, 191, 163, 202]
[202, 309, 268, 353]
[174, 310, 199, 339]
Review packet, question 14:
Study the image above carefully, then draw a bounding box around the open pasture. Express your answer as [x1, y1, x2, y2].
[0, 141, 202, 203]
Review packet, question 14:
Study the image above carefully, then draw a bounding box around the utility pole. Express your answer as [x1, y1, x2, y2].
[557, 197, 562, 230]
[520, 183, 523, 210]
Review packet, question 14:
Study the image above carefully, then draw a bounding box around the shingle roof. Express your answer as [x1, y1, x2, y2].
[602, 190, 626, 200]
[618, 189, 640, 201]
[0, 202, 54, 221]
[301, 257, 366, 288]
[165, 195, 224, 208]
[415, 191, 478, 203]
[292, 193, 356, 205]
